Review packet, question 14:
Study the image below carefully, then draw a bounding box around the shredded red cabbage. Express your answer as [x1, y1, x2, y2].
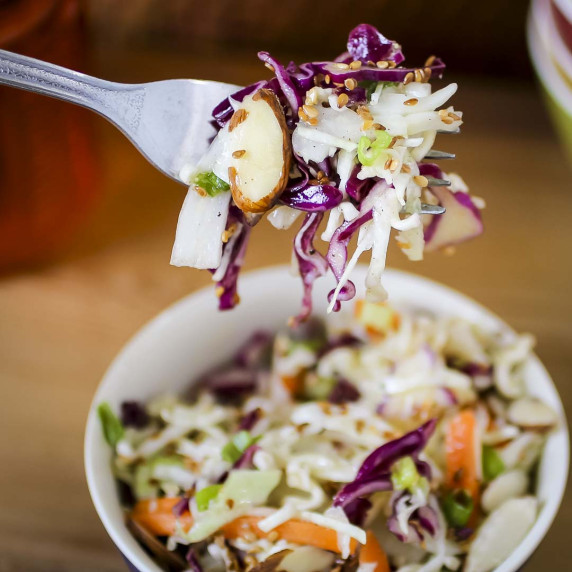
[328, 378, 361, 404]
[186, 548, 204, 572]
[213, 207, 251, 311]
[333, 420, 436, 509]
[345, 24, 405, 65]
[120, 401, 149, 429]
[237, 407, 262, 431]
[292, 213, 329, 324]
[281, 183, 344, 212]
[172, 496, 190, 518]
[233, 444, 260, 470]
[387, 491, 439, 544]
[234, 331, 273, 369]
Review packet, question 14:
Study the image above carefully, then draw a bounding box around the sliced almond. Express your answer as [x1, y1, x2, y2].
[498, 431, 544, 471]
[481, 469, 529, 513]
[465, 497, 537, 572]
[506, 397, 558, 430]
[227, 88, 291, 214]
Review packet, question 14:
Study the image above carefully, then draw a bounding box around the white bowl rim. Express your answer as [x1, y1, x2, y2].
[85, 265, 569, 572]
[528, 4, 572, 116]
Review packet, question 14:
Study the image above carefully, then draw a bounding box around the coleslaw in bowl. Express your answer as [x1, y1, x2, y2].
[85, 266, 568, 572]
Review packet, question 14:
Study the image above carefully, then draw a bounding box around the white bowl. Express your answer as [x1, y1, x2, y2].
[85, 265, 569, 572]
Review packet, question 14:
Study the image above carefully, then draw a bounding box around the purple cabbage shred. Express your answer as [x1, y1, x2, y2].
[120, 401, 149, 429]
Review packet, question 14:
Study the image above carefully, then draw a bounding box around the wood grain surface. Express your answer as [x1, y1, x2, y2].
[0, 50, 570, 570]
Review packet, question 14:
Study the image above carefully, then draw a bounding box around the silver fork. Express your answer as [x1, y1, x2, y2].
[0, 49, 450, 214]
[0, 49, 238, 184]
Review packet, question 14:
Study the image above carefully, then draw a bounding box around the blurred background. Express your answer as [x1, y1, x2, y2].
[0, 0, 571, 569]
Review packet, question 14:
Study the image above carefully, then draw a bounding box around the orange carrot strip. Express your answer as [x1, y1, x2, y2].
[360, 530, 390, 572]
[222, 515, 358, 553]
[445, 409, 480, 500]
[130, 503, 360, 553]
[131, 498, 192, 536]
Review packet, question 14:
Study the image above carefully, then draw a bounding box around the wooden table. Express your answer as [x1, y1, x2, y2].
[0, 50, 570, 570]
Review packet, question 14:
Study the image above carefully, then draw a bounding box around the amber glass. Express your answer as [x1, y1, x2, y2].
[0, 0, 99, 269]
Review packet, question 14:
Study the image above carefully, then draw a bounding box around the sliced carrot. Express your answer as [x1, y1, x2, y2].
[222, 515, 358, 553]
[131, 498, 193, 536]
[445, 409, 480, 501]
[360, 530, 390, 572]
[131, 501, 391, 566]
[130, 503, 357, 552]
[280, 373, 303, 395]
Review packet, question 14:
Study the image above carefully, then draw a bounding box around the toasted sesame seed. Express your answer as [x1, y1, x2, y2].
[424, 67, 432, 79]
[356, 105, 373, 120]
[306, 87, 319, 105]
[438, 109, 449, 118]
[362, 119, 373, 131]
[441, 116, 454, 125]
[389, 159, 399, 171]
[229, 108, 248, 132]
[414, 175, 429, 187]
[298, 108, 309, 122]
[448, 112, 461, 121]
[403, 72, 414, 85]
[264, 62, 275, 72]
[233, 293, 240, 305]
[349, 60, 362, 69]
[308, 117, 318, 126]
[384, 158, 392, 170]
[226, 498, 234, 509]
[425, 55, 436, 67]
[401, 164, 411, 173]
[404, 97, 418, 106]
[337, 93, 349, 107]
[303, 104, 319, 118]
[355, 419, 365, 433]
[414, 69, 424, 83]
[325, 74, 331, 84]
[388, 61, 397, 68]
[232, 149, 246, 159]
[316, 170, 325, 180]
[267, 531, 280, 542]
[397, 241, 412, 249]
[215, 286, 224, 298]
[367, 60, 376, 66]
[344, 78, 358, 90]
[333, 62, 350, 70]
[376, 60, 389, 69]
[333, 82, 345, 88]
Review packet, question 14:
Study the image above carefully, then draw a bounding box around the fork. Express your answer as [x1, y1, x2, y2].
[0, 49, 450, 214]
[0, 49, 238, 184]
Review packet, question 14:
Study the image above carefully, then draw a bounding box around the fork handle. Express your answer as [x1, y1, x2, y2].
[0, 49, 145, 134]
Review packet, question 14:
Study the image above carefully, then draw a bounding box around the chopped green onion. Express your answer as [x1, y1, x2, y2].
[359, 80, 378, 101]
[196, 484, 223, 512]
[304, 374, 336, 401]
[359, 81, 400, 101]
[97, 402, 124, 447]
[357, 130, 393, 166]
[442, 489, 474, 528]
[391, 456, 421, 492]
[221, 430, 260, 463]
[482, 445, 505, 482]
[193, 171, 230, 197]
